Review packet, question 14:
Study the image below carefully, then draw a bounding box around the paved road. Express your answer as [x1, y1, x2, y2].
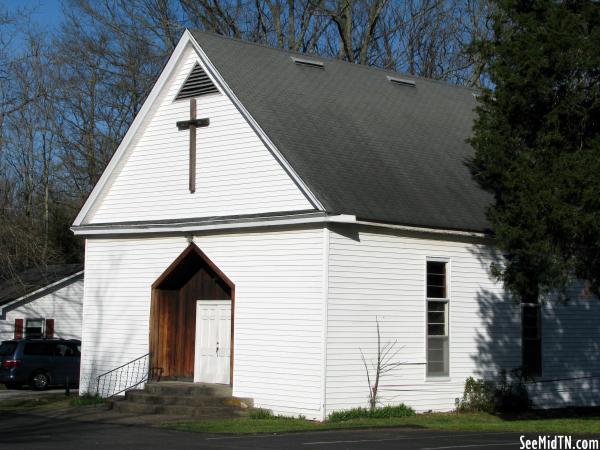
[0, 412, 528, 449]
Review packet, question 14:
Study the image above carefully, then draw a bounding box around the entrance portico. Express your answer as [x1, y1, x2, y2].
[149, 244, 234, 384]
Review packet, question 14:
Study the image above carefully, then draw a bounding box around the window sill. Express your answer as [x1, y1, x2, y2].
[425, 376, 451, 382]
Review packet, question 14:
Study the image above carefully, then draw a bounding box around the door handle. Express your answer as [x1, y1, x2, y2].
[216, 341, 219, 356]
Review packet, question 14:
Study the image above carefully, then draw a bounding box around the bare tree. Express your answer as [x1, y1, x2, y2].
[0, 30, 65, 281]
[53, 0, 170, 197]
[360, 317, 406, 411]
[0, 6, 40, 149]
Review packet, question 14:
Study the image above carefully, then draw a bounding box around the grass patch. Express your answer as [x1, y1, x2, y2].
[167, 415, 328, 434]
[329, 404, 415, 422]
[69, 393, 106, 407]
[164, 410, 600, 435]
[248, 408, 274, 419]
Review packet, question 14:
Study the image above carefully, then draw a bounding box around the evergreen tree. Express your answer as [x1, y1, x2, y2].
[470, 0, 600, 302]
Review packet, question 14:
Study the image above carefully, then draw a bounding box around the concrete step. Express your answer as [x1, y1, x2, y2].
[110, 399, 250, 419]
[124, 391, 253, 408]
[108, 382, 253, 419]
[143, 382, 233, 397]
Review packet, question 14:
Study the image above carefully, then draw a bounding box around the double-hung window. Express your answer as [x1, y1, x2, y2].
[522, 302, 542, 376]
[25, 318, 44, 339]
[426, 260, 449, 377]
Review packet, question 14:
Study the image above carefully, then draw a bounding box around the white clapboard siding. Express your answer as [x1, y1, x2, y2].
[325, 225, 515, 414]
[86, 44, 312, 224]
[0, 279, 84, 342]
[80, 227, 324, 418]
[325, 225, 599, 414]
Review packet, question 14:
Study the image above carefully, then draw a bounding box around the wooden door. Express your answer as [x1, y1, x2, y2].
[151, 289, 196, 378]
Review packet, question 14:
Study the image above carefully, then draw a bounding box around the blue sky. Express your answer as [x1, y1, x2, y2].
[4, 0, 64, 31]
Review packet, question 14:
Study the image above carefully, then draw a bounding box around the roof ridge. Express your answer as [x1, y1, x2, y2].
[189, 29, 480, 93]
[187, 28, 490, 232]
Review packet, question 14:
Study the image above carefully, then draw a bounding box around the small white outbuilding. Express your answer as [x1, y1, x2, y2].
[0, 265, 84, 342]
[71, 30, 600, 419]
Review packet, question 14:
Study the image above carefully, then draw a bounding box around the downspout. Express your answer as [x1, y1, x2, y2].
[320, 225, 330, 420]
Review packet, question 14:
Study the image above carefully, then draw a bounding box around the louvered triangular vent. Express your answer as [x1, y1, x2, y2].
[175, 63, 219, 100]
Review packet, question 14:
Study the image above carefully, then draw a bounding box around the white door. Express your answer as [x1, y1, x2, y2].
[194, 300, 231, 384]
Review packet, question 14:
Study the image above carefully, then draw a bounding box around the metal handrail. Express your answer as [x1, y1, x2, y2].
[95, 353, 163, 398]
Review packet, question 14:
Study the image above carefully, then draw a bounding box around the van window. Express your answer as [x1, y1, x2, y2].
[55, 343, 79, 357]
[23, 342, 53, 356]
[0, 342, 17, 356]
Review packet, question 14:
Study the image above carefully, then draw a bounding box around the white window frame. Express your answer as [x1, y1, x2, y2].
[425, 257, 451, 380]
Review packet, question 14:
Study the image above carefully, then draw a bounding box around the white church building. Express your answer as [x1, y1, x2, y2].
[71, 30, 600, 420]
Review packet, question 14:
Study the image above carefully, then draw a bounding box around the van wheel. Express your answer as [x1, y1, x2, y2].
[30, 371, 50, 390]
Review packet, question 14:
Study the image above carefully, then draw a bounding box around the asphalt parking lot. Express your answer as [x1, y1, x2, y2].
[0, 412, 530, 450]
[0, 386, 74, 400]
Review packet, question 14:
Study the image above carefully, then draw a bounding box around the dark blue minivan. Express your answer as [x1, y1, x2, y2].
[0, 339, 80, 390]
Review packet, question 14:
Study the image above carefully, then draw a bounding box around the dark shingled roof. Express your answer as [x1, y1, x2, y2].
[191, 31, 492, 232]
[0, 264, 84, 307]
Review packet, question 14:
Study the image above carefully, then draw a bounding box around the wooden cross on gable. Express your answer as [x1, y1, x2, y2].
[176, 98, 210, 193]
